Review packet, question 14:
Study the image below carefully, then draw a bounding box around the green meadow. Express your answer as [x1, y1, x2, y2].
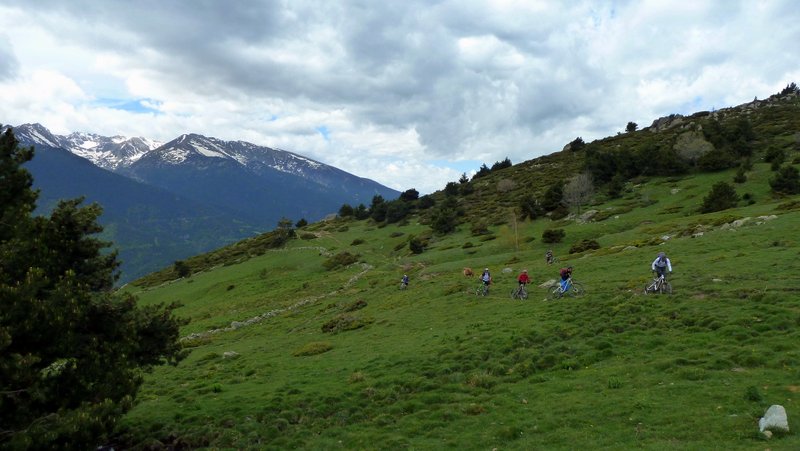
[119, 160, 800, 449]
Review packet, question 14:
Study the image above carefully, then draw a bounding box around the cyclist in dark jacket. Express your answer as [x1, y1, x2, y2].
[559, 266, 573, 291]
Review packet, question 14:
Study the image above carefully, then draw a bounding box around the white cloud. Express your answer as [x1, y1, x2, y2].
[1, 0, 799, 193]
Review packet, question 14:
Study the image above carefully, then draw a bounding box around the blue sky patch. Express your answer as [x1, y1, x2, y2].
[316, 125, 330, 141]
[95, 98, 162, 114]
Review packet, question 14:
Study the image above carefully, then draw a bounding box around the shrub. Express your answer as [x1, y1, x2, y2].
[700, 181, 739, 213]
[343, 299, 368, 312]
[300, 232, 316, 240]
[732, 167, 747, 183]
[470, 221, 490, 236]
[542, 228, 566, 243]
[323, 252, 359, 271]
[569, 239, 600, 254]
[292, 342, 333, 356]
[321, 315, 372, 334]
[409, 237, 425, 254]
[769, 165, 800, 194]
[351, 238, 365, 245]
[174, 260, 191, 278]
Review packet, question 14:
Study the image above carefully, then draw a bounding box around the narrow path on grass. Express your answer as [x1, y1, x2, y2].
[181, 259, 373, 342]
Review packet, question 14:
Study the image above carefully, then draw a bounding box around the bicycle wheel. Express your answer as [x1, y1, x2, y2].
[644, 281, 656, 295]
[511, 288, 519, 300]
[569, 282, 585, 297]
[520, 288, 528, 300]
[660, 282, 672, 294]
[548, 285, 562, 300]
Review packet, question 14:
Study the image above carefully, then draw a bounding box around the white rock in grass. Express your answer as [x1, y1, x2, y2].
[502, 267, 513, 273]
[759, 405, 789, 433]
[538, 279, 557, 289]
[223, 351, 240, 359]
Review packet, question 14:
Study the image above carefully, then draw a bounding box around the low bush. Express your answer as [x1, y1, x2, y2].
[323, 252, 360, 271]
[321, 314, 372, 334]
[542, 229, 566, 243]
[351, 238, 365, 245]
[292, 341, 333, 356]
[343, 299, 368, 312]
[700, 181, 739, 213]
[569, 239, 600, 254]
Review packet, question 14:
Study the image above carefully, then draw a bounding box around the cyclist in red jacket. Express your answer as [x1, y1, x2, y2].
[517, 269, 531, 287]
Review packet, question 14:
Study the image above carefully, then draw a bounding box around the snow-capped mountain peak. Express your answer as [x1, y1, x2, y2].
[10, 123, 162, 170]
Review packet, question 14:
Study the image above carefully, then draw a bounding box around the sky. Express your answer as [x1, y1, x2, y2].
[1, 1, 798, 194]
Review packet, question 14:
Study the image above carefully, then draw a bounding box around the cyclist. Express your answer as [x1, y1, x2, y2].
[545, 249, 554, 264]
[651, 252, 672, 280]
[401, 274, 409, 288]
[517, 269, 531, 287]
[559, 266, 573, 292]
[480, 267, 492, 289]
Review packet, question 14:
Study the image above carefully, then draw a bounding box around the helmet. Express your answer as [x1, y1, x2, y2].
[658, 252, 666, 258]
[485, 268, 489, 271]
[523, 269, 528, 273]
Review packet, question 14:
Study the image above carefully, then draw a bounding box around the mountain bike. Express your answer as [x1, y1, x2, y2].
[476, 282, 490, 297]
[548, 278, 584, 300]
[399, 282, 408, 290]
[511, 284, 529, 300]
[644, 273, 672, 295]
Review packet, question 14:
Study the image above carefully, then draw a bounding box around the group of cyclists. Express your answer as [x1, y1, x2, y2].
[400, 250, 674, 297]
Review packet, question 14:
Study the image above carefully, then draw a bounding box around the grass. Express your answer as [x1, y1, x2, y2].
[116, 160, 800, 449]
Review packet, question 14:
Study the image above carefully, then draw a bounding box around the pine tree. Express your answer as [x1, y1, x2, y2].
[0, 127, 187, 448]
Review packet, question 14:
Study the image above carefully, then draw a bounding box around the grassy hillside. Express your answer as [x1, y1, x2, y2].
[116, 149, 800, 449]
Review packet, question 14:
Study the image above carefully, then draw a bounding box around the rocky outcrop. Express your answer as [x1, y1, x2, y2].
[673, 130, 714, 161]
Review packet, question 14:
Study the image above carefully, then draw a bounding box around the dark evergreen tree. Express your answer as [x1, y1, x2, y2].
[518, 194, 544, 220]
[458, 173, 469, 184]
[443, 181, 460, 197]
[353, 203, 369, 220]
[385, 200, 411, 223]
[399, 188, 419, 202]
[490, 157, 512, 171]
[295, 218, 308, 228]
[338, 203, 354, 217]
[472, 163, 491, 179]
[542, 181, 564, 211]
[769, 165, 800, 195]
[0, 127, 186, 448]
[626, 121, 638, 133]
[700, 181, 740, 213]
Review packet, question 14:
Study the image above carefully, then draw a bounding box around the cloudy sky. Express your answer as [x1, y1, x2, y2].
[1, 1, 798, 194]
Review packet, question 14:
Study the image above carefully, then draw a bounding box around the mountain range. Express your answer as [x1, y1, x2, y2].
[9, 123, 400, 283]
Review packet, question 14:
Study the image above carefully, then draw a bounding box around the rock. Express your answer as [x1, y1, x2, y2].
[670, 188, 681, 194]
[502, 267, 513, 273]
[579, 210, 599, 222]
[623, 246, 638, 252]
[757, 215, 778, 221]
[759, 405, 789, 433]
[223, 351, 240, 359]
[712, 278, 723, 283]
[731, 217, 751, 227]
[661, 235, 671, 241]
[692, 232, 704, 238]
[230, 321, 245, 329]
[538, 279, 557, 289]
[762, 430, 772, 439]
[673, 130, 713, 161]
